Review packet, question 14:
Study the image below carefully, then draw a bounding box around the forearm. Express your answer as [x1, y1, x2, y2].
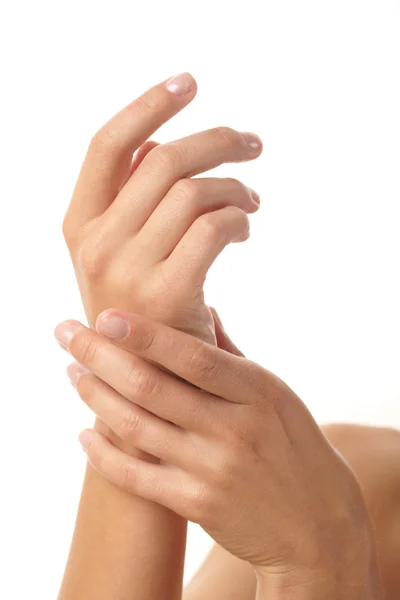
[58, 417, 187, 600]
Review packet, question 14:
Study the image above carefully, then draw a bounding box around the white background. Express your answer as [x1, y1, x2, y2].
[1, 1, 399, 598]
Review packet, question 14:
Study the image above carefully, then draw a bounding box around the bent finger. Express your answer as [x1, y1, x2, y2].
[165, 206, 250, 286]
[135, 177, 259, 263]
[80, 429, 190, 516]
[63, 72, 197, 228]
[69, 362, 203, 469]
[105, 127, 263, 234]
[55, 320, 227, 428]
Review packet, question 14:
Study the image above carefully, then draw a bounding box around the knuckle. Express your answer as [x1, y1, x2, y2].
[225, 176, 248, 195]
[127, 364, 159, 399]
[223, 410, 264, 459]
[119, 460, 137, 491]
[89, 126, 118, 152]
[136, 369, 159, 397]
[69, 332, 98, 367]
[119, 408, 142, 442]
[181, 484, 211, 523]
[187, 342, 220, 381]
[213, 126, 239, 147]
[172, 178, 200, 201]
[230, 205, 250, 228]
[233, 423, 261, 458]
[62, 210, 84, 249]
[197, 212, 224, 241]
[240, 209, 250, 227]
[211, 450, 241, 486]
[76, 239, 104, 276]
[134, 328, 157, 354]
[146, 143, 185, 171]
[61, 215, 73, 245]
[263, 382, 288, 414]
[245, 362, 271, 405]
[134, 91, 163, 114]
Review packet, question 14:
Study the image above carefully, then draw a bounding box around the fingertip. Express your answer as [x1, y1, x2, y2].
[79, 429, 94, 451]
[234, 227, 251, 243]
[241, 132, 263, 153]
[165, 72, 197, 97]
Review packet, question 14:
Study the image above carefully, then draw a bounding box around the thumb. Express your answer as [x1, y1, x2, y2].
[210, 307, 244, 357]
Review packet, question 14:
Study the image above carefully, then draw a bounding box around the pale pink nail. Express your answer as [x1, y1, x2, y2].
[67, 362, 90, 386]
[54, 320, 80, 349]
[97, 315, 130, 340]
[241, 132, 263, 150]
[79, 430, 94, 451]
[165, 72, 196, 96]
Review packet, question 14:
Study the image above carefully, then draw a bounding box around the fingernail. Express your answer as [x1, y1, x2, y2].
[165, 72, 196, 95]
[67, 362, 90, 387]
[54, 320, 80, 349]
[97, 314, 130, 340]
[248, 187, 260, 205]
[241, 132, 263, 150]
[79, 430, 93, 451]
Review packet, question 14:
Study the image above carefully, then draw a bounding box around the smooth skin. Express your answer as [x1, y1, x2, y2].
[56, 71, 399, 600]
[54, 309, 385, 599]
[58, 71, 262, 600]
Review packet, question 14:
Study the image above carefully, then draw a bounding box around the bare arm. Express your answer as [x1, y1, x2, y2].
[58, 422, 187, 600]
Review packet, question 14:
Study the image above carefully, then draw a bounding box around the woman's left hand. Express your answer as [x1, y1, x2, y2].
[54, 309, 382, 596]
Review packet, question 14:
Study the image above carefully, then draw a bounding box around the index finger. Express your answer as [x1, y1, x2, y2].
[64, 72, 197, 227]
[95, 309, 271, 405]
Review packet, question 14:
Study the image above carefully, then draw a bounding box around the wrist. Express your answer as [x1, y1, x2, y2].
[254, 560, 384, 600]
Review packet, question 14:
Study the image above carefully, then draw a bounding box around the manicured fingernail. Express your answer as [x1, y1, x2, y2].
[241, 132, 262, 150]
[165, 72, 196, 95]
[54, 320, 80, 349]
[97, 315, 130, 340]
[67, 362, 90, 387]
[248, 187, 260, 205]
[79, 430, 93, 451]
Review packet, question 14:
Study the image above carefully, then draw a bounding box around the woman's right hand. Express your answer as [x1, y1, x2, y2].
[61, 72, 263, 347]
[54, 311, 384, 600]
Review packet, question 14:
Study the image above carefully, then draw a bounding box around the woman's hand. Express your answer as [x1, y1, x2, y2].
[62, 72, 262, 345]
[54, 310, 384, 598]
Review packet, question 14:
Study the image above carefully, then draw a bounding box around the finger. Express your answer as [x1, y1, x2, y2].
[210, 308, 245, 357]
[135, 177, 260, 263]
[79, 429, 192, 518]
[164, 206, 250, 286]
[68, 362, 203, 469]
[104, 126, 263, 234]
[55, 320, 227, 428]
[64, 72, 197, 227]
[130, 140, 160, 176]
[118, 140, 160, 192]
[95, 311, 269, 405]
